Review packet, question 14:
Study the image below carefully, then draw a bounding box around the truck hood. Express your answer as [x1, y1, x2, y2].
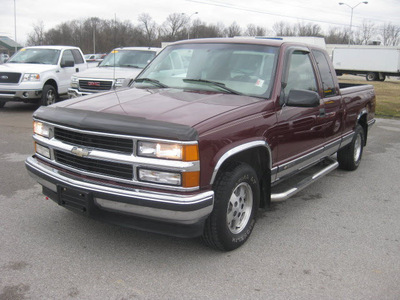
[54, 88, 262, 128]
[0, 63, 57, 73]
[73, 67, 142, 80]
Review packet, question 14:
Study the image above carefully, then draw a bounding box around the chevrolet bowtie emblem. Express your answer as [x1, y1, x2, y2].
[71, 147, 90, 157]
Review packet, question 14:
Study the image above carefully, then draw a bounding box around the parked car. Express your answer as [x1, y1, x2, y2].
[0, 53, 9, 64]
[26, 38, 376, 251]
[84, 53, 107, 62]
[68, 47, 161, 98]
[0, 46, 88, 108]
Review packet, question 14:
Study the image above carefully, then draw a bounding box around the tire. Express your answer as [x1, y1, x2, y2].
[337, 124, 365, 171]
[378, 74, 386, 82]
[366, 72, 377, 81]
[202, 161, 260, 251]
[41, 84, 57, 106]
[0, 101, 5, 108]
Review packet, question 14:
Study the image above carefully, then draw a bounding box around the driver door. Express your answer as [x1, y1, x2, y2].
[274, 48, 326, 180]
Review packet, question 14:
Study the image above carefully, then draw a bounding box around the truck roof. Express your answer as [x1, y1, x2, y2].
[112, 47, 162, 53]
[170, 37, 325, 50]
[22, 45, 81, 50]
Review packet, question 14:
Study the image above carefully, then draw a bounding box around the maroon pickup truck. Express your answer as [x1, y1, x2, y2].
[25, 38, 375, 251]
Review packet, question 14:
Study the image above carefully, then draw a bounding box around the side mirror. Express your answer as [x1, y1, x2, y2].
[61, 60, 75, 68]
[286, 89, 320, 107]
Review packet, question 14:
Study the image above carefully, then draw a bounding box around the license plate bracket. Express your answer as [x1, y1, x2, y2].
[58, 185, 91, 215]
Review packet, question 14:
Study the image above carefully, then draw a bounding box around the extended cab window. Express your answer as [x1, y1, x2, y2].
[312, 50, 338, 97]
[284, 51, 317, 96]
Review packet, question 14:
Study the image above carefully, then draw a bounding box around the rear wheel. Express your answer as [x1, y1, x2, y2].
[337, 124, 365, 171]
[41, 84, 57, 106]
[202, 162, 260, 251]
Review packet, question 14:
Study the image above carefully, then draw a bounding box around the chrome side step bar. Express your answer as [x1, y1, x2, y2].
[270, 157, 339, 202]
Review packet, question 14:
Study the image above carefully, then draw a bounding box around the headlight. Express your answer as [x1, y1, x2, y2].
[23, 73, 40, 81]
[137, 141, 199, 161]
[71, 75, 78, 88]
[114, 78, 125, 87]
[33, 121, 50, 138]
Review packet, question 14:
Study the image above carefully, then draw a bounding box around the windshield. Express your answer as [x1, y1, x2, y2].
[135, 43, 279, 98]
[8, 48, 60, 65]
[99, 50, 157, 68]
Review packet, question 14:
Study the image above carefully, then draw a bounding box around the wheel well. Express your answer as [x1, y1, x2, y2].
[358, 113, 368, 146]
[215, 147, 271, 208]
[43, 80, 58, 94]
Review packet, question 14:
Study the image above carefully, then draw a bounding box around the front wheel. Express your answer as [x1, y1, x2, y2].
[202, 162, 260, 251]
[366, 72, 377, 81]
[337, 124, 365, 171]
[41, 84, 57, 106]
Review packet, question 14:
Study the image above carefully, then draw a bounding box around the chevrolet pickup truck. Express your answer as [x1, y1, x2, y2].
[68, 47, 161, 98]
[0, 46, 88, 108]
[25, 38, 376, 251]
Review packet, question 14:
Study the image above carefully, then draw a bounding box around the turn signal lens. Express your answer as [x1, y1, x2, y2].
[182, 171, 200, 188]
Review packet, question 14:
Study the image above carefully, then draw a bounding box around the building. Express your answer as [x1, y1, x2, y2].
[0, 36, 23, 57]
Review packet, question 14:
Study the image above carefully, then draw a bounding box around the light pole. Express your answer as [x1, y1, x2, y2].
[339, 1, 368, 45]
[187, 12, 198, 39]
[14, 0, 17, 53]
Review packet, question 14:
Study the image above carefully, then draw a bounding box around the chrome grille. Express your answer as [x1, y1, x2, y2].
[54, 127, 133, 154]
[54, 150, 133, 180]
[78, 79, 113, 91]
[0, 72, 21, 84]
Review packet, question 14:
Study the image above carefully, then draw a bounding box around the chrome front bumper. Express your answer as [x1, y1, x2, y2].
[25, 156, 214, 227]
[67, 88, 93, 98]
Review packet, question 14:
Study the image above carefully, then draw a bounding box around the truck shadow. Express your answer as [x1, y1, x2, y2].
[1, 102, 40, 112]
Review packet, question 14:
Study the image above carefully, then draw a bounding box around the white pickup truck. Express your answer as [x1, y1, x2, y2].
[0, 45, 88, 108]
[68, 47, 161, 98]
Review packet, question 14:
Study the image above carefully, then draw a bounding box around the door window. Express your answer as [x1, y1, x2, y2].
[284, 51, 317, 97]
[61, 50, 74, 65]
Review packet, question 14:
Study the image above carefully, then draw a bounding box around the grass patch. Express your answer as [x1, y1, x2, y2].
[338, 76, 400, 119]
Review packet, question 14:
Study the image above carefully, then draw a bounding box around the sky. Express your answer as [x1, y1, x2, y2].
[1, 0, 399, 45]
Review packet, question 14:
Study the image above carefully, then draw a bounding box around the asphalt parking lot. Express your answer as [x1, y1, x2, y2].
[1, 102, 399, 299]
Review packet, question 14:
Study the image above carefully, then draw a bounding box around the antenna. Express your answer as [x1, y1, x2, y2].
[113, 13, 117, 90]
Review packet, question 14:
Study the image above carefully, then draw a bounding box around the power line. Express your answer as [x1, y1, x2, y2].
[186, 0, 399, 28]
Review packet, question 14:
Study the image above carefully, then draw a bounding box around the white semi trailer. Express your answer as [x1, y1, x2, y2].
[332, 47, 400, 81]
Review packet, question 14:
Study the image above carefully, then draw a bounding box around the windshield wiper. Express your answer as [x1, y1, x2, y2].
[133, 78, 169, 88]
[183, 79, 241, 95]
[120, 64, 141, 68]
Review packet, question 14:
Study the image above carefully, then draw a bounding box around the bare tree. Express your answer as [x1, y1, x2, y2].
[138, 13, 158, 46]
[272, 21, 296, 36]
[296, 22, 322, 37]
[225, 22, 242, 37]
[190, 20, 224, 39]
[161, 13, 189, 41]
[27, 21, 46, 45]
[380, 23, 400, 46]
[324, 27, 349, 44]
[245, 24, 268, 36]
